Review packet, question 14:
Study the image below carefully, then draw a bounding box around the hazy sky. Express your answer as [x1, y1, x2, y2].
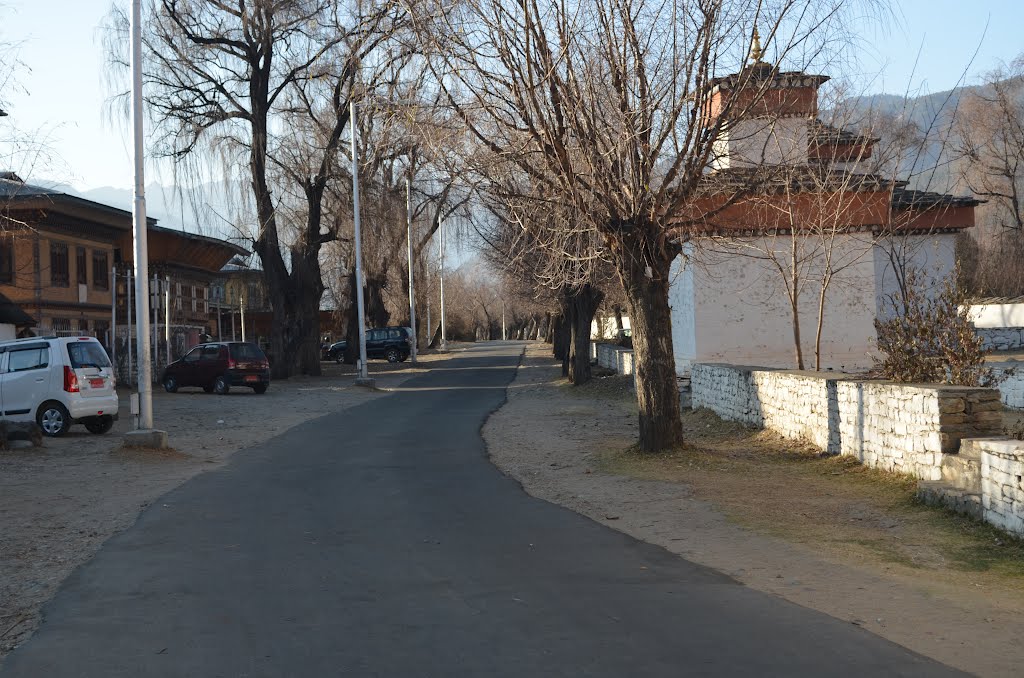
[2, 0, 1023, 192]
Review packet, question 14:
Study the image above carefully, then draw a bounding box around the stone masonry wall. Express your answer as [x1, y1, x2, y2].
[992, 365, 1024, 409]
[690, 364, 836, 451]
[977, 327, 1024, 352]
[835, 382, 1003, 480]
[980, 439, 1024, 537]
[692, 363, 1003, 481]
[594, 343, 635, 376]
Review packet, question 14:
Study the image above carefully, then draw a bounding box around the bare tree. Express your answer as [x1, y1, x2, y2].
[426, 0, 875, 451]
[104, 0, 412, 377]
[953, 55, 1024, 298]
[954, 57, 1024, 235]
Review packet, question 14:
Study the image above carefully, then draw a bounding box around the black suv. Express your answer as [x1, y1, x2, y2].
[322, 328, 413, 364]
[366, 327, 413, 363]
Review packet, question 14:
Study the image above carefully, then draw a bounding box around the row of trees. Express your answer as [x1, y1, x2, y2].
[96, 0, 1016, 453]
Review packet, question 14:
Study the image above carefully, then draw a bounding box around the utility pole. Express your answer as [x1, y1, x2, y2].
[126, 0, 166, 447]
[110, 265, 117, 369]
[164, 275, 171, 364]
[240, 295, 247, 342]
[439, 218, 447, 351]
[126, 268, 133, 382]
[350, 100, 372, 386]
[502, 300, 506, 341]
[406, 176, 417, 365]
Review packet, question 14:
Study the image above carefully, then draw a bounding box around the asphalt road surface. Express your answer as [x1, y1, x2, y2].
[2, 342, 963, 677]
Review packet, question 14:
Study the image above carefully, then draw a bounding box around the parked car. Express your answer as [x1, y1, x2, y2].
[366, 327, 414, 363]
[161, 341, 270, 395]
[324, 328, 413, 364]
[325, 340, 347, 363]
[0, 335, 119, 437]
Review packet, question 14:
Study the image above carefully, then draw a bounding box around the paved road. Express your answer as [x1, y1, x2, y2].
[2, 342, 961, 677]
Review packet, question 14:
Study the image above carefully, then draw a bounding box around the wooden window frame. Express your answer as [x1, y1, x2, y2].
[50, 242, 70, 288]
[92, 251, 109, 290]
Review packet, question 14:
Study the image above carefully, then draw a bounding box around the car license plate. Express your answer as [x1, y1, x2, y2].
[245, 375, 258, 383]
[90, 378, 104, 388]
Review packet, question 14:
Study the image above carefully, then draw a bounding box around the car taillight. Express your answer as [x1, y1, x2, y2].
[227, 357, 236, 369]
[63, 366, 79, 393]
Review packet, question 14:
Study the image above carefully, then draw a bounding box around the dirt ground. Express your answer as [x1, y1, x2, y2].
[0, 351, 452, 659]
[485, 343, 1024, 678]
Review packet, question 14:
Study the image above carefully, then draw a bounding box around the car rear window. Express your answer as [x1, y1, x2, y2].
[230, 343, 265, 361]
[68, 341, 111, 369]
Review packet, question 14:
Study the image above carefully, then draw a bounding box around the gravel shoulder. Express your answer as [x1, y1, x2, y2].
[484, 342, 1024, 678]
[0, 353, 446, 659]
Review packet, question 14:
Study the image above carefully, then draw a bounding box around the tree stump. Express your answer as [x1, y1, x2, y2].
[0, 421, 44, 449]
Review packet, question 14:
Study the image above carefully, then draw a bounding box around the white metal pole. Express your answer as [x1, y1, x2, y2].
[127, 268, 133, 381]
[131, 0, 154, 429]
[240, 296, 246, 342]
[110, 264, 117, 368]
[426, 300, 431, 348]
[350, 100, 370, 380]
[152, 274, 158, 376]
[439, 218, 447, 351]
[502, 300, 506, 341]
[164, 275, 170, 364]
[406, 176, 417, 365]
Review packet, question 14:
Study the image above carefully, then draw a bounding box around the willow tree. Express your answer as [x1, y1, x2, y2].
[426, 0, 874, 451]
[105, 0, 410, 377]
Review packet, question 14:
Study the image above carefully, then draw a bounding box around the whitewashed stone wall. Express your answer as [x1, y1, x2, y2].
[980, 439, 1024, 537]
[692, 363, 1003, 481]
[690, 364, 837, 451]
[595, 343, 635, 376]
[992, 365, 1024, 409]
[978, 327, 1024, 351]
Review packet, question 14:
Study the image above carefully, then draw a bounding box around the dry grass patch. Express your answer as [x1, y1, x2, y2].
[599, 407, 1024, 582]
[110, 445, 190, 461]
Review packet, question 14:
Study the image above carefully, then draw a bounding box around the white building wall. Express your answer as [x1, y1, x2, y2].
[683, 235, 877, 371]
[873, 233, 958, 319]
[968, 302, 1024, 328]
[711, 117, 809, 169]
[0, 324, 16, 342]
[668, 244, 697, 374]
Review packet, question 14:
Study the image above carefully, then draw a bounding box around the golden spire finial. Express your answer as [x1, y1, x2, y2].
[749, 26, 764, 64]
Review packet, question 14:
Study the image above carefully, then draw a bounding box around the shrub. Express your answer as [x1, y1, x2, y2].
[873, 266, 1000, 387]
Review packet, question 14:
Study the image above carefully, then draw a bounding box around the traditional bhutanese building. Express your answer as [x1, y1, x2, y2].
[668, 34, 980, 372]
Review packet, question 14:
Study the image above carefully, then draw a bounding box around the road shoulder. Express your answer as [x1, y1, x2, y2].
[484, 342, 1024, 678]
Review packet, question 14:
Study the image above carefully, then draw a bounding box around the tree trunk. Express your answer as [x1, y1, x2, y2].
[614, 305, 625, 331]
[789, 244, 805, 370]
[814, 275, 830, 371]
[790, 293, 805, 370]
[568, 284, 603, 385]
[552, 310, 572, 376]
[611, 224, 683, 453]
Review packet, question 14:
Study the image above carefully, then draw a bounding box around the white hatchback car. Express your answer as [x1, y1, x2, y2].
[0, 336, 119, 436]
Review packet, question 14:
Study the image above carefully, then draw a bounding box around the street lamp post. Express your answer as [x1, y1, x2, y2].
[406, 176, 417, 365]
[125, 0, 167, 448]
[439, 218, 447, 351]
[350, 100, 373, 386]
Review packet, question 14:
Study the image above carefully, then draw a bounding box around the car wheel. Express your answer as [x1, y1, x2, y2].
[203, 385, 214, 393]
[213, 375, 230, 395]
[84, 415, 114, 435]
[163, 375, 178, 393]
[386, 348, 401, 363]
[37, 401, 71, 437]
[252, 384, 268, 395]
